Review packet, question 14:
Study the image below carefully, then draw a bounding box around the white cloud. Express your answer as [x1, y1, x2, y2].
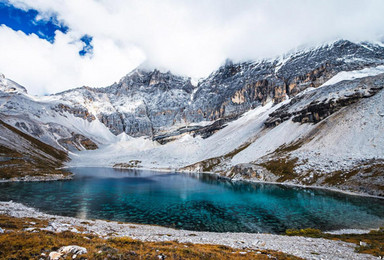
[0, 25, 145, 95]
[1, 0, 384, 94]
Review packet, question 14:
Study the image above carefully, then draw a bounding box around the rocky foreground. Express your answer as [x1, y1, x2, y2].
[0, 201, 380, 260]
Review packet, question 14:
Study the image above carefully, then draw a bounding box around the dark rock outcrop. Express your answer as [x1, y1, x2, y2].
[265, 74, 384, 127]
[53, 103, 95, 122]
[58, 133, 98, 151]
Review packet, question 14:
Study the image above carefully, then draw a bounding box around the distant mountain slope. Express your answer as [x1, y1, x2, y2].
[0, 119, 69, 180]
[28, 40, 384, 141]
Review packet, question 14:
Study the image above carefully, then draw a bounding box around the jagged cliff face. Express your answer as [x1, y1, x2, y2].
[265, 75, 384, 127]
[99, 70, 194, 136]
[54, 69, 194, 137]
[49, 40, 384, 139]
[186, 40, 384, 122]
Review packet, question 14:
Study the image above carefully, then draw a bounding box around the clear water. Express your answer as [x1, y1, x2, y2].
[1, 167, 384, 234]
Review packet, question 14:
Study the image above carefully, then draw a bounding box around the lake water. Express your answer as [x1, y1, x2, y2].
[1, 167, 384, 234]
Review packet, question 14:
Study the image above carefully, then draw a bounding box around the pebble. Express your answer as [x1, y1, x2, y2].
[48, 251, 62, 260]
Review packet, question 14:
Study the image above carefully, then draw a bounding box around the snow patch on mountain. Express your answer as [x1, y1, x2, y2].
[320, 65, 384, 87]
[41, 112, 117, 145]
[68, 101, 281, 168]
[229, 121, 313, 165]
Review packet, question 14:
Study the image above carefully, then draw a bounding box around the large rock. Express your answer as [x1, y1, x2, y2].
[59, 245, 87, 255]
[48, 245, 87, 260]
[265, 74, 384, 127]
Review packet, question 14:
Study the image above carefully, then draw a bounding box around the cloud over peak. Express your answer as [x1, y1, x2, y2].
[1, 0, 384, 95]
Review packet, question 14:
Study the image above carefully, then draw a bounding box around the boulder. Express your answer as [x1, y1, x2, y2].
[59, 245, 87, 255]
[48, 245, 87, 260]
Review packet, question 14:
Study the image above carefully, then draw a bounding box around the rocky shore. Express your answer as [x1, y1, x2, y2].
[0, 201, 378, 260]
[0, 173, 73, 183]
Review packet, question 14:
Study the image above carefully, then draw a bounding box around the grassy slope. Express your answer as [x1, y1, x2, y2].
[0, 119, 69, 179]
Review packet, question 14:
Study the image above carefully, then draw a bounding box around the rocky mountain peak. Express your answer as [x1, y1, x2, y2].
[3, 39, 384, 142]
[0, 74, 28, 94]
[49, 39, 384, 139]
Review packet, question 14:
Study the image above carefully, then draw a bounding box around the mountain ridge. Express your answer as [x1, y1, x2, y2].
[0, 39, 383, 196]
[37, 40, 384, 139]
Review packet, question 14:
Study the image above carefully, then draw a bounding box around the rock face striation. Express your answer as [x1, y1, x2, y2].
[265, 74, 384, 127]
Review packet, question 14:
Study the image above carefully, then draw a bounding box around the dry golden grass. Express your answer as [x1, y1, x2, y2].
[258, 157, 299, 181]
[0, 119, 70, 179]
[285, 228, 384, 258]
[0, 215, 302, 260]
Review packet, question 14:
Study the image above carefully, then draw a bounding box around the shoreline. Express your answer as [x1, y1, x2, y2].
[64, 164, 384, 200]
[1, 167, 382, 236]
[0, 201, 377, 260]
[0, 173, 73, 183]
[224, 175, 384, 200]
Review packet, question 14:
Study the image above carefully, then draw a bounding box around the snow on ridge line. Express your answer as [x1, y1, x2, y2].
[321, 65, 384, 87]
[294, 65, 384, 98]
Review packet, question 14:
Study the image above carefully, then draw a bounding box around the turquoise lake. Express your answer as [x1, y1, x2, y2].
[1, 167, 384, 234]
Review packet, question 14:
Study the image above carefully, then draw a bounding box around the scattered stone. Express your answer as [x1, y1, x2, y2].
[59, 245, 87, 255]
[98, 245, 118, 254]
[128, 251, 137, 256]
[359, 241, 368, 247]
[48, 251, 62, 260]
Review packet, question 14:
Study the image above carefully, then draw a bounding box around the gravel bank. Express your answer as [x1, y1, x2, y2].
[0, 173, 73, 183]
[0, 201, 377, 260]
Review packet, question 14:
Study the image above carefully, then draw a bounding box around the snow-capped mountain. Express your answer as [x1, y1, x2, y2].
[1, 40, 383, 196]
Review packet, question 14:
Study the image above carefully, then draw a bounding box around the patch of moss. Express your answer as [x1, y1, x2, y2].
[0, 120, 70, 179]
[361, 162, 384, 178]
[285, 227, 384, 258]
[285, 228, 323, 238]
[223, 142, 253, 160]
[273, 140, 304, 155]
[323, 169, 360, 185]
[259, 157, 299, 181]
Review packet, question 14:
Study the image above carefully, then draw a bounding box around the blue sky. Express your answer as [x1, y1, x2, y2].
[0, 2, 92, 56]
[0, 0, 384, 95]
